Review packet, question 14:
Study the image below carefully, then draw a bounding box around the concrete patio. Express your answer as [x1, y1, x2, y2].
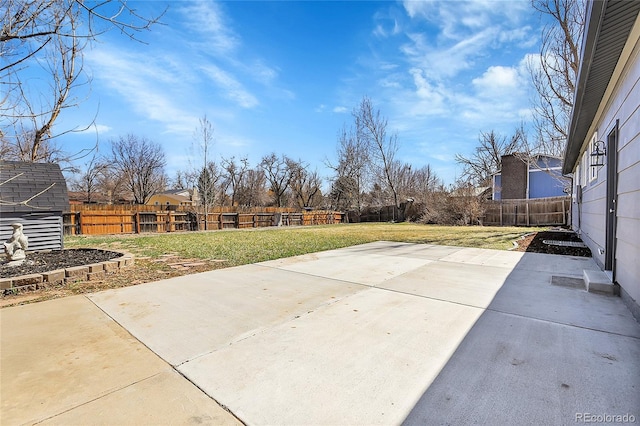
[1, 242, 639, 425]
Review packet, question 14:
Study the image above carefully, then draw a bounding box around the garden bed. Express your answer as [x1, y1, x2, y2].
[1, 249, 133, 294]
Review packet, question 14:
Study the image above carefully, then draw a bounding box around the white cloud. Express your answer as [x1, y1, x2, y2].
[333, 106, 348, 113]
[178, 2, 239, 54]
[366, 0, 539, 152]
[409, 68, 446, 111]
[373, 12, 401, 38]
[399, 1, 534, 83]
[78, 123, 112, 134]
[403, 0, 529, 35]
[401, 27, 500, 80]
[86, 48, 198, 135]
[472, 65, 520, 96]
[250, 61, 278, 84]
[200, 65, 259, 109]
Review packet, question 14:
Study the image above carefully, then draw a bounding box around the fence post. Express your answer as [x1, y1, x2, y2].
[135, 212, 140, 234]
[77, 211, 83, 235]
[526, 200, 530, 226]
[253, 214, 257, 228]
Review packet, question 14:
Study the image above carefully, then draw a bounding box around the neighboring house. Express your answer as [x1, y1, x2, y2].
[67, 191, 134, 205]
[563, 0, 640, 318]
[146, 189, 198, 207]
[0, 161, 69, 251]
[492, 154, 568, 200]
[451, 186, 492, 199]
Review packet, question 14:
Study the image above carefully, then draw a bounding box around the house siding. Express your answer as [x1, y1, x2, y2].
[571, 25, 640, 306]
[529, 169, 565, 199]
[493, 156, 566, 200]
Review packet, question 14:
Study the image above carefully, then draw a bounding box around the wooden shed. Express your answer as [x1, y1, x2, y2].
[0, 161, 70, 251]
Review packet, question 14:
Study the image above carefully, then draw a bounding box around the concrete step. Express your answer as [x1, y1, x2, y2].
[584, 269, 615, 295]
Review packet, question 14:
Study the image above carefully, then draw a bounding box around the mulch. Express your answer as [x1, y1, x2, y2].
[514, 229, 592, 257]
[0, 249, 121, 278]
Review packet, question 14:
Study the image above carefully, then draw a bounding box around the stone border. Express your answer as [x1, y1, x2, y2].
[0, 249, 134, 294]
[509, 232, 537, 251]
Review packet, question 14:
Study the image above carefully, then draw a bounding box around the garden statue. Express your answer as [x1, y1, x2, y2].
[4, 223, 29, 261]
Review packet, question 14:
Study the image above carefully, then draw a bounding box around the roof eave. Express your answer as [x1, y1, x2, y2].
[563, 0, 606, 175]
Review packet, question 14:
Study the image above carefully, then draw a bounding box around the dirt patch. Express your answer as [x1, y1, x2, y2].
[514, 229, 591, 257]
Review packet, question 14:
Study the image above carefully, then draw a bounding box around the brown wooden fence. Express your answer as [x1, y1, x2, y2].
[347, 206, 401, 223]
[63, 205, 344, 235]
[482, 196, 569, 226]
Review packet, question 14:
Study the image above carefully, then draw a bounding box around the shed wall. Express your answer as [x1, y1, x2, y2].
[0, 214, 64, 251]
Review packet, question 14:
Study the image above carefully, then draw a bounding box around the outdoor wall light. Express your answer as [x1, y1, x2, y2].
[590, 140, 606, 167]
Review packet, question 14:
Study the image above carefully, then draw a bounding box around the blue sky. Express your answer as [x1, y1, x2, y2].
[57, 0, 546, 186]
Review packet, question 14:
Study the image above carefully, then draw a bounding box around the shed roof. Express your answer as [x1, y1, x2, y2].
[0, 161, 69, 213]
[563, 0, 640, 174]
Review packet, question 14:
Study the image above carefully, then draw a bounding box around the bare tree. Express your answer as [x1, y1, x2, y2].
[354, 96, 401, 209]
[260, 153, 293, 207]
[393, 163, 440, 204]
[172, 169, 196, 191]
[197, 161, 220, 212]
[528, 0, 585, 156]
[455, 128, 526, 186]
[327, 124, 371, 212]
[413, 164, 441, 201]
[288, 160, 322, 209]
[0, 137, 86, 171]
[2, 1, 163, 165]
[70, 153, 108, 203]
[192, 115, 215, 226]
[235, 168, 267, 207]
[221, 156, 249, 207]
[97, 166, 128, 204]
[110, 135, 166, 204]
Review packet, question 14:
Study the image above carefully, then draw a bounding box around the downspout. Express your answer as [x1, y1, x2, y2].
[526, 157, 530, 199]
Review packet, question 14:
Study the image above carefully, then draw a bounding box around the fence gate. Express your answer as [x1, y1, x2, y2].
[137, 212, 158, 233]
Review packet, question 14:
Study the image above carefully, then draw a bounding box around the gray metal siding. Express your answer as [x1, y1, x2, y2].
[579, 179, 607, 268]
[572, 32, 640, 305]
[0, 214, 64, 251]
[614, 41, 640, 303]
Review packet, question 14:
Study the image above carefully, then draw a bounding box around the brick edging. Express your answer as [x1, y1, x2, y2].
[0, 250, 134, 294]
